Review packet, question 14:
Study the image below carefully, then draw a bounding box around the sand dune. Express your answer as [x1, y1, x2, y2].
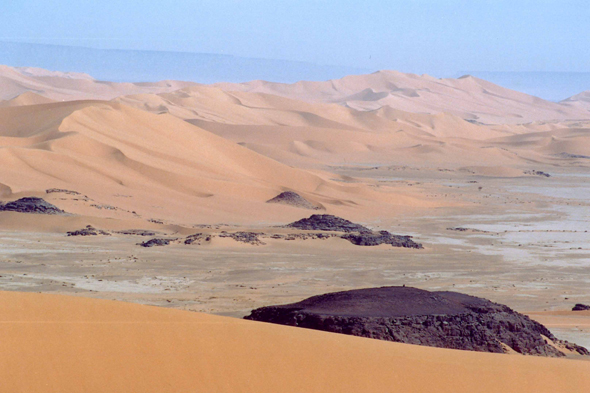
[561, 91, 590, 112]
[0, 91, 55, 107]
[115, 84, 590, 168]
[0, 99, 436, 225]
[0, 65, 197, 102]
[0, 291, 588, 393]
[3, 65, 590, 201]
[216, 70, 590, 124]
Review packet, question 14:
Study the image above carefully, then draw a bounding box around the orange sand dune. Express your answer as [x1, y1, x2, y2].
[0, 291, 588, 393]
[119, 85, 560, 168]
[116, 84, 590, 169]
[0, 100, 434, 225]
[216, 70, 590, 124]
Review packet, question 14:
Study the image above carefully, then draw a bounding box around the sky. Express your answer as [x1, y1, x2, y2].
[1, 0, 589, 75]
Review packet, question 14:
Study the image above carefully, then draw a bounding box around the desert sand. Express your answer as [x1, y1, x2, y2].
[1, 64, 590, 391]
[1, 291, 589, 393]
[215, 70, 590, 124]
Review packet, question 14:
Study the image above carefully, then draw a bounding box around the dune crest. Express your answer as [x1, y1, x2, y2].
[215, 70, 590, 124]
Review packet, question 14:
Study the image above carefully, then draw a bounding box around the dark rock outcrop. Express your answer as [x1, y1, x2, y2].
[573, 303, 590, 311]
[46, 188, 81, 195]
[524, 170, 551, 177]
[270, 233, 336, 241]
[286, 214, 372, 233]
[341, 231, 422, 249]
[245, 286, 589, 357]
[285, 215, 422, 249]
[114, 229, 157, 236]
[184, 233, 212, 245]
[138, 238, 177, 247]
[0, 197, 65, 215]
[266, 191, 323, 210]
[218, 231, 265, 245]
[67, 225, 111, 236]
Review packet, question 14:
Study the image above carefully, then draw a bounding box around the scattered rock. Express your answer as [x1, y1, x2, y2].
[114, 229, 157, 236]
[341, 231, 422, 249]
[90, 203, 118, 210]
[218, 232, 266, 245]
[137, 238, 177, 247]
[184, 233, 212, 245]
[269, 233, 336, 241]
[573, 303, 590, 311]
[45, 188, 81, 195]
[245, 286, 589, 357]
[286, 214, 372, 233]
[266, 191, 323, 210]
[0, 197, 66, 215]
[67, 225, 111, 236]
[524, 170, 551, 177]
[446, 227, 488, 233]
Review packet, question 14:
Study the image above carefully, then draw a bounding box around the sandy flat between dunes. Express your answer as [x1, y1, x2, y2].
[1, 291, 589, 393]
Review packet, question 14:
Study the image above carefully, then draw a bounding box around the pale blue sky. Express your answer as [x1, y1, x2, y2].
[2, 0, 589, 74]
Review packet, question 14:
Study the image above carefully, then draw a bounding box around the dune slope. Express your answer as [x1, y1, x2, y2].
[0, 291, 589, 393]
[0, 100, 424, 224]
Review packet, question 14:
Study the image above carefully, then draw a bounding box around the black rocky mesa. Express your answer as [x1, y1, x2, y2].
[245, 286, 589, 357]
[0, 197, 66, 215]
[286, 214, 422, 249]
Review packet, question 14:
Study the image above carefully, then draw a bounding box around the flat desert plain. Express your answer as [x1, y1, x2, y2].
[1, 66, 590, 391]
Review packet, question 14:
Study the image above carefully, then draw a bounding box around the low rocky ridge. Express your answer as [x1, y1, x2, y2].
[286, 215, 422, 249]
[67, 225, 111, 236]
[0, 197, 65, 214]
[66, 215, 422, 249]
[245, 286, 589, 357]
[218, 231, 266, 245]
[138, 238, 178, 247]
[524, 170, 551, 177]
[342, 231, 419, 247]
[266, 191, 323, 210]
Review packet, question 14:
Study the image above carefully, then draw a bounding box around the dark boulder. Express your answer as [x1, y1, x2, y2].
[573, 303, 590, 311]
[245, 286, 589, 357]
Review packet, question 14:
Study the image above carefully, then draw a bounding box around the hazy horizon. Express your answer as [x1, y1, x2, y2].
[3, 1, 589, 75]
[2, 40, 590, 101]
